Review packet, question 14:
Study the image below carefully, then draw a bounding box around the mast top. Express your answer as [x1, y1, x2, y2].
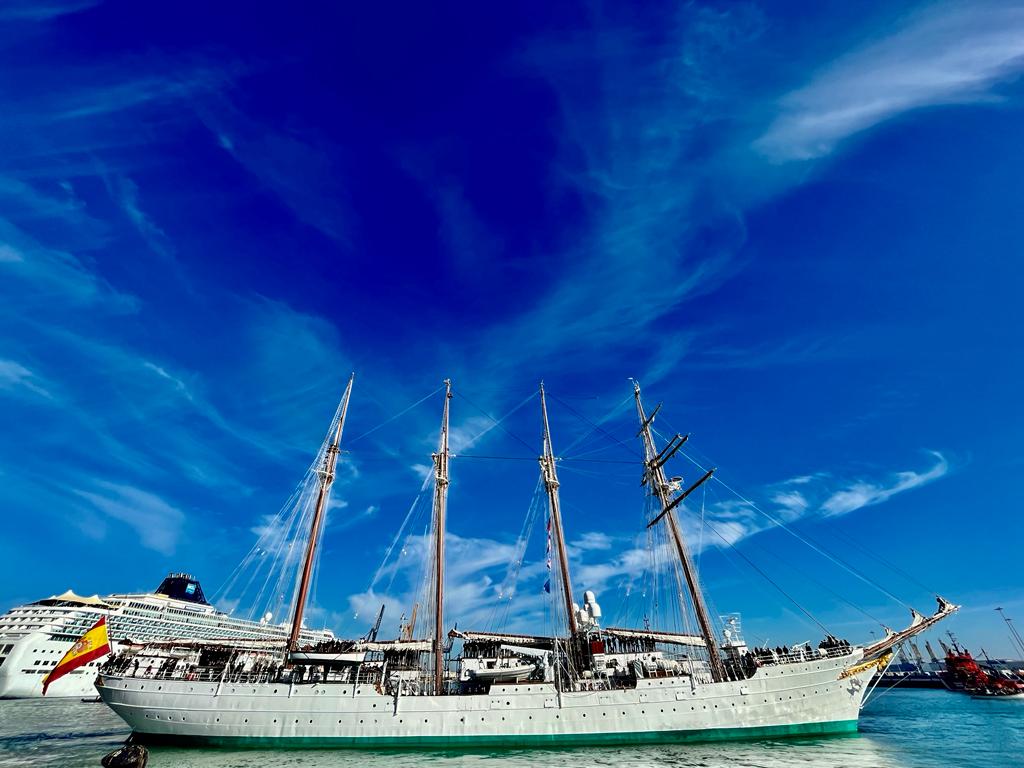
[330, 373, 356, 447]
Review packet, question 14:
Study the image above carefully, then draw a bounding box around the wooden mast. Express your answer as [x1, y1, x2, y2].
[288, 373, 355, 653]
[633, 381, 727, 682]
[430, 379, 452, 694]
[539, 382, 578, 636]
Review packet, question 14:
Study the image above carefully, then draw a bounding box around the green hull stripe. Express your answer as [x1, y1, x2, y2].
[136, 719, 859, 750]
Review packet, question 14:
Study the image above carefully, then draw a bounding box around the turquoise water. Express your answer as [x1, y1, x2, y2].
[1, 690, 1021, 767]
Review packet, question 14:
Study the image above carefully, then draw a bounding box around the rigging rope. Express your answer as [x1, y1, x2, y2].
[489, 477, 546, 631]
[550, 391, 643, 459]
[672, 446, 916, 612]
[348, 385, 445, 445]
[702, 516, 832, 635]
[453, 388, 537, 455]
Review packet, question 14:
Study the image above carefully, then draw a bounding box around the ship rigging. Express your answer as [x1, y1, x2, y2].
[95, 376, 959, 747]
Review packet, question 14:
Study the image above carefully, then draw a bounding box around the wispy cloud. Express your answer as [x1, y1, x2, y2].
[72, 481, 186, 556]
[346, 531, 550, 634]
[0, 359, 52, 399]
[572, 531, 614, 552]
[459, 5, 763, 381]
[578, 452, 951, 595]
[755, 1, 1024, 162]
[0, 215, 139, 313]
[0, 0, 99, 22]
[820, 451, 949, 516]
[199, 100, 352, 245]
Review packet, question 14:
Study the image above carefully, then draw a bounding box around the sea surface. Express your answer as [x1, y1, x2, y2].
[1, 690, 1021, 768]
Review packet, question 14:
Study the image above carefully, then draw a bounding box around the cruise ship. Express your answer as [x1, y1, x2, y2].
[0, 572, 334, 698]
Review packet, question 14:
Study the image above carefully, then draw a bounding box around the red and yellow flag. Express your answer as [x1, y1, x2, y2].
[42, 616, 110, 695]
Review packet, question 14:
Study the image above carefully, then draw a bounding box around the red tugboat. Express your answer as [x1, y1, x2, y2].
[942, 636, 1024, 698]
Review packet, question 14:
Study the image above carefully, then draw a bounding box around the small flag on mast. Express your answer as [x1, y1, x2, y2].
[42, 616, 110, 695]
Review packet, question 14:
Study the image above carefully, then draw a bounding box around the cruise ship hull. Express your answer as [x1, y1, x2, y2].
[0, 632, 121, 698]
[97, 650, 872, 748]
[0, 573, 335, 699]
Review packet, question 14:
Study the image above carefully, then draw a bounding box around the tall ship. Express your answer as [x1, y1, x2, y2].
[0, 573, 334, 698]
[97, 376, 958, 747]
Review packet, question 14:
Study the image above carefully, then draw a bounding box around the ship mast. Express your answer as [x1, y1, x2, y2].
[288, 373, 355, 653]
[539, 382, 578, 636]
[430, 379, 452, 694]
[633, 381, 726, 682]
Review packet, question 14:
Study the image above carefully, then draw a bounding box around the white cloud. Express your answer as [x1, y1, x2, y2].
[772, 490, 809, 519]
[0, 244, 23, 262]
[579, 452, 952, 589]
[347, 531, 548, 634]
[72, 481, 186, 555]
[755, 1, 1024, 162]
[820, 451, 949, 516]
[0, 359, 52, 399]
[447, 415, 499, 454]
[409, 463, 433, 481]
[572, 531, 614, 551]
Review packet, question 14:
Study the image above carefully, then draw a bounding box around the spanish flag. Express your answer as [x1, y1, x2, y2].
[42, 616, 110, 695]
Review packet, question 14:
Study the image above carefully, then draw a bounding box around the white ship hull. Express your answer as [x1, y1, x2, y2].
[0, 632, 117, 698]
[97, 650, 873, 747]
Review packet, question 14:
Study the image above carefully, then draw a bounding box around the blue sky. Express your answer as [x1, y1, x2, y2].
[1, 0, 1023, 656]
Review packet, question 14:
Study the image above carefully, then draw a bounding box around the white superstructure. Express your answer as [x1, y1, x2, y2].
[0, 573, 333, 698]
